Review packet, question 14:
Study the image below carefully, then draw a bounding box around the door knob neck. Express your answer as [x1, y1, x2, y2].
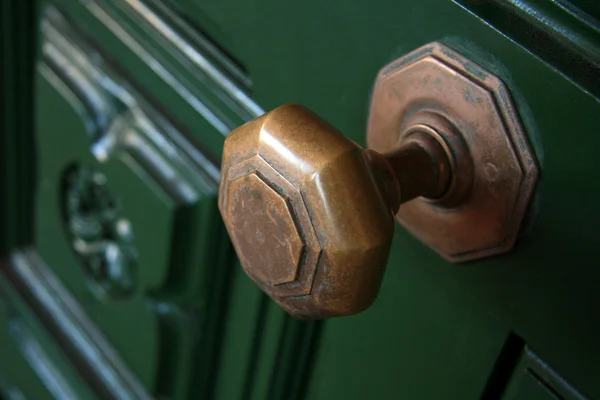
[367, 126, 452, 217]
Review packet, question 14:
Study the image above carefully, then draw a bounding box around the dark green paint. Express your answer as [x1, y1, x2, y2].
[0, 0, 39, 255]
[0, 269, 99, 400]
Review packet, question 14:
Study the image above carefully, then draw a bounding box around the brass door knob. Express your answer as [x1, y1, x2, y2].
[220, 104, 451, 319]
[218, 43, 538, 319]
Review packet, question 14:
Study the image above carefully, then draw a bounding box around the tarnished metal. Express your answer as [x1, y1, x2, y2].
[221, 106, 392, 318]
[368, 42, 539, 262]
[219, 105, 455, 319]
[218, 42, 539, 319]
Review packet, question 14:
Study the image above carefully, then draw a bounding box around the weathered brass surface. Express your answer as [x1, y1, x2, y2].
[219, 43, 539, 319]
[368, 42, 539, 262]
[221, 106, 390, 318]
[220, 105, 452, 319]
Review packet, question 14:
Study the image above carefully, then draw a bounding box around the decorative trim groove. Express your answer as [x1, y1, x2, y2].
[37, 6, 234, 399]
[454, 0, 600, 99]
[123, 0, 263, 117]
[2, 249, 152, 399]
[42, 6, 220, 191]
[9, 320, 80, 400]
[33, 3, 322, 400]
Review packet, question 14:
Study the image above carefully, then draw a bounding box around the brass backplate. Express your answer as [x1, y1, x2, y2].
[367, 42, 539, 262]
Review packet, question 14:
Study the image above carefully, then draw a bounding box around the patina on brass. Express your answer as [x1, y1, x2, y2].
[221, 105, 454, 319]
[219, 42, 539, 319]
[368, 42, 538, 262]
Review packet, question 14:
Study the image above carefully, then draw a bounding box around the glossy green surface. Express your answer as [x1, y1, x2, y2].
[2, 0, 600, 399]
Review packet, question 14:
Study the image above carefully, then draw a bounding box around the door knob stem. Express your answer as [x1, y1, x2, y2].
[368, 126, 453, 216]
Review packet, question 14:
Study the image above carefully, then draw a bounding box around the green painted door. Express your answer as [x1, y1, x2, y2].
[1, 0, 599, 399]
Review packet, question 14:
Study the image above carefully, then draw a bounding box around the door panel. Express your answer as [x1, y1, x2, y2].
[4, 1, 320, 398]
[307, 282, 512, 398]
[168, 0, 600, 398]
[32, 6, 236, 397]
[51, 0, 259, 157]
[33, 3, 321, 399]
[2, 0, 600, 399]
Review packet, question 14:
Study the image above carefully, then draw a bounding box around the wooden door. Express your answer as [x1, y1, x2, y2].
[1, 1, 598, 399]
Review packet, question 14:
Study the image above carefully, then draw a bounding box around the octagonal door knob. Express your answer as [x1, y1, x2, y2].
[218, 43, 539, 319]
